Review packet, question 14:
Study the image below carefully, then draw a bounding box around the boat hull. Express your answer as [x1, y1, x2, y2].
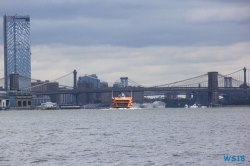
[60, 106, 81, 109]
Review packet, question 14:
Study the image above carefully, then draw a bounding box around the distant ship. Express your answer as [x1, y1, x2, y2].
[39, 102, 58, 110]
[59, 105, 81, 109]
[189, 104, 198, 108]
[111, 92, 133, 108]
[185, 104, 207, 108]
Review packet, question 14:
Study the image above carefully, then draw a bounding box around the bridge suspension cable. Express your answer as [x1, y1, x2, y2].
[128, 79, 144, 87]
[50, 72, 73, 82]
[19, 71, 74, 90]
[218, 68, 247, 87]
[155, 73, 208, 87]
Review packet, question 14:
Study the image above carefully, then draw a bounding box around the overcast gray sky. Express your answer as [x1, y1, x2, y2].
[0, 0, 250, 86]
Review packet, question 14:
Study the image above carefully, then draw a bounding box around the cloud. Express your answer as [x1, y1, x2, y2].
[1, 0, 249, 47]
[18, 42, 250, 86]
[186, 7, 250, 22]
[1, 0, 250, 89]
[1, 43, 249, 87]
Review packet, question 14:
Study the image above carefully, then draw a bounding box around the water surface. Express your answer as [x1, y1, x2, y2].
[0, 108, 249, 165]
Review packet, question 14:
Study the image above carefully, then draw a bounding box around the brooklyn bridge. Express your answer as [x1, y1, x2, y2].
[1, 67, 250, 106]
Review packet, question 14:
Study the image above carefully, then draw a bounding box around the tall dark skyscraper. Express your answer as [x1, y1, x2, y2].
[3, 14, 31, 91]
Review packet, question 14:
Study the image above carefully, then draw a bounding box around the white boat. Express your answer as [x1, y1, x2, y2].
[190, 104, 198, 108]
[39, 102, 58, 110]
[185, 104, 207, 108]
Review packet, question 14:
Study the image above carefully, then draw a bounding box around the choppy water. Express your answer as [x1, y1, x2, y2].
[0, 108, 249, 166]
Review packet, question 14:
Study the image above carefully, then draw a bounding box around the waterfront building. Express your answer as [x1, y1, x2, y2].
[31, 80, 59, 103]
[77, 81, 94, 104]
[3, 14, 31, 91]
[31, 80, 74, 104]
[77, 74, 100, 104]
[0, 91, 9, 110]
[8, 91, 32, 107]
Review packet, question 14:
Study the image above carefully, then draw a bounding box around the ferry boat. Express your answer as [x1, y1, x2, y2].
[111, 92, 133, 108]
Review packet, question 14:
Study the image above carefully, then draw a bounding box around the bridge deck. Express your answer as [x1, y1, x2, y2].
[32, 87, 250, 95]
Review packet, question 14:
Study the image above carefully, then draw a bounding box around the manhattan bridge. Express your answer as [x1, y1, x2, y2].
[0, 67, 250, 106]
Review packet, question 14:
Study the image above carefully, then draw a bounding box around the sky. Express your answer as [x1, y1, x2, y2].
[0, 0, 250, 86]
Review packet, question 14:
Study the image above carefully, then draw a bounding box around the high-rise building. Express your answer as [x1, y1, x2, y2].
[78, 74, 100, 88]
[3, 14, 31, 91]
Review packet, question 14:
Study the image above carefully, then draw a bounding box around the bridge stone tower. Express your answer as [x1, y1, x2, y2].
[73, 69, 77, 104]
[208, 72, 219, 105]
[243, 67, 247, 89]
[73, 69, 77, 89]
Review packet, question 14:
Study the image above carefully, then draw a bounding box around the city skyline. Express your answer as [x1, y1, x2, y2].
[0, 0, 250, 86]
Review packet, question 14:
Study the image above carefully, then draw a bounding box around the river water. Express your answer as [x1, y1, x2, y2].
[0, 108, 249, 166]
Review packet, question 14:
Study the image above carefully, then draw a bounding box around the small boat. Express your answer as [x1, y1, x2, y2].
[39, 102, 58, 110]
[190, 104, 198, 108]
[111, 92, 133, 108]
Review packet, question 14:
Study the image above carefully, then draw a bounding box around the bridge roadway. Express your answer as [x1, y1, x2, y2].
[32, 87, 250, 95]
